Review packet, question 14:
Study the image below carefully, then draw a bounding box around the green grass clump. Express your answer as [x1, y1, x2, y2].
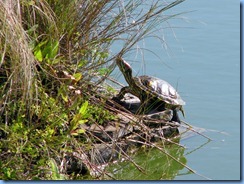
[0, 0, 185, 180]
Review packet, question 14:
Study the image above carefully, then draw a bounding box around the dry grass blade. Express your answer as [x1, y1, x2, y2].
[0, 1, 36, 113]
[113, 0, 186, 56]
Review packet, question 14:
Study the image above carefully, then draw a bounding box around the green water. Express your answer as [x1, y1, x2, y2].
[107, 143, 187, 180]
[110, 0, 240, 180]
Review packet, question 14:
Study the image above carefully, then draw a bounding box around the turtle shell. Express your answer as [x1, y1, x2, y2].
[133, 75, 185, 106]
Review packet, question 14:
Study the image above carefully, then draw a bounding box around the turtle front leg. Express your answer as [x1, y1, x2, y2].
[112, 86, 131, 102]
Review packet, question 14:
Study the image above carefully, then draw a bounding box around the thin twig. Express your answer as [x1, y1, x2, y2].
[181, 120, 213, 141]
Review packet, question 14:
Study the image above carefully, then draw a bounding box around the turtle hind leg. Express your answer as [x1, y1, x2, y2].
[179, 106, 185, 118]
[171, 109, 181, 124]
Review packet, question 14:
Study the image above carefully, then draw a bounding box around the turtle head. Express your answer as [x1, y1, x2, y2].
[116, 57, 133, 81]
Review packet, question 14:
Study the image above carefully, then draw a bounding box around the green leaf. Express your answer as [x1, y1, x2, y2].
[48, 159, 66, 180]
[42, 40, 59, 60]
[78, 59, 88, 68]
[79, 101, 88, 115]
[61, 92, 68, 102]
[51, 40, 59, 58]
[33, 40, 48, 62]
[99, 51, 109, 59]
[34, 46, 43, 62]
[28, 0, 35, 5]
[70, 101, 89, 133]
[78, 119, 87, 124]
[73, 73, 82, 82]
[70, 128, 85, 136]
[98, 68, 110, 75]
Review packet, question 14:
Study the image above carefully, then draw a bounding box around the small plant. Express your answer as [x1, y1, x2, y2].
[69, 101, 88, 136]
[48, 159, 67, 180]
[0, 0, 188, 180]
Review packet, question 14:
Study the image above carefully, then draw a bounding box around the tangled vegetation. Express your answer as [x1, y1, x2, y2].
[0, 0, 188, 180]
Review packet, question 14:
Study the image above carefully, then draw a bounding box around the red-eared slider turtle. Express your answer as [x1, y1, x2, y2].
[114, 57, 185, 122]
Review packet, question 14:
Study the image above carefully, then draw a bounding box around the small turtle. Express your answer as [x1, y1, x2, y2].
[114, 57, 185, 122]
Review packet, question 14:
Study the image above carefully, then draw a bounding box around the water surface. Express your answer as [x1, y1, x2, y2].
[111, 0, 240, 180]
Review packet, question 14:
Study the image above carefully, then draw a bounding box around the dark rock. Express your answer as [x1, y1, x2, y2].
[63, 154, 88, 175]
